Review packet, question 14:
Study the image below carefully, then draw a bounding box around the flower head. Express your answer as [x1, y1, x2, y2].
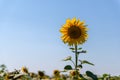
[60, 18, 88, 46]
[69, 70, 80, 77]
[38, 70, 45, 78]
[53, 70, 60, 77]
[21, 66, 28, 73]
[69, 70, 77, 76]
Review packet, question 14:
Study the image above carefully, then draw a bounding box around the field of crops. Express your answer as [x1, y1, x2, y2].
[0, 64, 120, 80]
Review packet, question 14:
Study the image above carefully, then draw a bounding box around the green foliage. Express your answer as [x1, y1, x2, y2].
[69, 48, 75, 50]
[64, 65, 72, 70]
[0, 64, 7, 73]
[63, 56, 71, 61]
[0, 64, 120, 79]
[102, 73, 109, 78]
[86, 71, 98, 80]
[79, 60, 94, 66]
[79, 50, 87, 53]
[78, 48, 82, 50]
[79, 74, 87, 80]
[77, 64, 82, 68]
[62, 46, 96, 79]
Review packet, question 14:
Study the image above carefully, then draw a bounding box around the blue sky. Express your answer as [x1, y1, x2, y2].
[0, 0, 120, 76]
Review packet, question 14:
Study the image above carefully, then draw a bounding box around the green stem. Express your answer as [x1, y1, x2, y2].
[75, 45, 77, 70]
[75, 44, 78, 79]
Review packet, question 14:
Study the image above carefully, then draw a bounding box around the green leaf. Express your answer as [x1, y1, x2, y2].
[80, 50, 87, 53]
[64, 65, 72, 70]
[69, 48, 75, 50]
[79, 60, 94, 66]
[78, 48, 82, 50]
[79, 74, 87, 80]
[86, 71, 98, 80]
[0, 64, 6, 68]
[63, 56, 71, 61]
[103, 73, 109, 78]
[78, 64, 82, 68]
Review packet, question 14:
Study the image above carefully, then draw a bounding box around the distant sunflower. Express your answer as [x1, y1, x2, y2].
[60, 18, 88, 46]
[69, 70, 77, 76]
[38, 70, 45, 78]
[53, 70, 60, 77]
[21, 66, 28, 73]
[69, 70, 80, 77]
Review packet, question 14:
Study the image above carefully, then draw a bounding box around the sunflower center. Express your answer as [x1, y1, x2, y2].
[68, 26, 81, 39]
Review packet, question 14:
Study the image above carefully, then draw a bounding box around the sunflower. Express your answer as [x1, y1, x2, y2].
[69, 70, 77, 77]
[69, 70, 80, 77]
[21, 66, 28, 73]
[38, 70, 45, 79]
[53, 70, 60, 77]
[60, 18, 88, 46]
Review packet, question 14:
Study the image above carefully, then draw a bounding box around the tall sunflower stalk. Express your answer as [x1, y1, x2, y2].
[75, 44, 78, 79]
[60, 17, 88, 79]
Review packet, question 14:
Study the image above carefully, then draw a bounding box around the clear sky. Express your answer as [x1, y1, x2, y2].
[0, 0, 120, 76]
